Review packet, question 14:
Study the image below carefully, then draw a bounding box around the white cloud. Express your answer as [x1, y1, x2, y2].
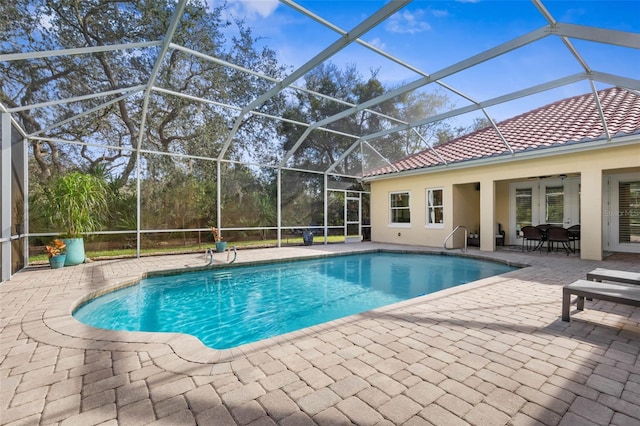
[431, 9, 449, 18]
[229, 0, 279, 19]
[368, 37, 386, 50]
[386, 9, 432, 35]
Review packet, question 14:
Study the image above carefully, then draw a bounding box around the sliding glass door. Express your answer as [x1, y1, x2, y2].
[607, 173, 640, 253]
[510, 177, 580, 245]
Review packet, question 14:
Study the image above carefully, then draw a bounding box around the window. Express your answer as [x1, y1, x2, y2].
[545, 185, 564, 226]
[619, 181, 640, 244]
[426, 188, 444, 228]
[390, 192, 410, 224]
[515, 187, 532, 237]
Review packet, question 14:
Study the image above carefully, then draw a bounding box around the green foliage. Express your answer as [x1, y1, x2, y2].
[45, 172, 109, 238]
[2, 0, 287, 188]
[7, 1, 448, 244]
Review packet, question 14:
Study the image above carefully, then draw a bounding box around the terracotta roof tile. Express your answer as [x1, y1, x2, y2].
[366, 87, 640, 177]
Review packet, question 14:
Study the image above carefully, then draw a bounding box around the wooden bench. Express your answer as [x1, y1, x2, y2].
[562, 279, 640, 322]
[586, 268, 640, 285]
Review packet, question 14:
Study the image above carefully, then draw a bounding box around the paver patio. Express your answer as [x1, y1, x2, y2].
[1, 243, 639, 425]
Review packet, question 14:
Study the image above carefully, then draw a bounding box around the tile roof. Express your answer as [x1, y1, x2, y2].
[365, 87, 640, 177]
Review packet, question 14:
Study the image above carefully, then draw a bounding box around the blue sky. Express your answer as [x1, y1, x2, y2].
[223, 0, 639, 128]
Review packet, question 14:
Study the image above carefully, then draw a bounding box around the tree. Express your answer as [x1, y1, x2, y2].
[278, 63, 455, 174]
[434, 117, 492, 146]
[1, 0, 288, 188]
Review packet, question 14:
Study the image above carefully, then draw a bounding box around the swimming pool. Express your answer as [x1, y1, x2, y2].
[74, 252, 516, 349]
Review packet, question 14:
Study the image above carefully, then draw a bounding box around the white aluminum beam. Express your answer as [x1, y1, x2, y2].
[282, 0, 428, 80]
[589, 80, 611, 141]
[553, 23, 640, 49]
[153, 85, 360, 135]
[590, 72, 640, 90]
[281, 0, 504, 130]
[0, 104, 28, 139]
[134, 0, 188, 257]
[360, 73, 588, 143]
[532, 1, 590, 72]
[412, 129, 448, 165]
[281, 0, 508, 161]
[1, 113, 11, 281]
[243, 0, 409, 115]
[7, 85, 146, 113]
[171, 43, 407, 127]
[280, 27, 550, 167]
[29, 87, 146, 137]
[220, 0, 410, 161]
[0, 41, 162, 62]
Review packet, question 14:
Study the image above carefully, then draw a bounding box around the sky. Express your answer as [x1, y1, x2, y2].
[220, 0, 639, 129]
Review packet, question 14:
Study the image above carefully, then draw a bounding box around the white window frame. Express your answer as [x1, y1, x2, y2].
[389, 191, 411, 228]
[606, 172, 640, 253]
[426, 187, 444, 229]
[509, 181, 540, 245]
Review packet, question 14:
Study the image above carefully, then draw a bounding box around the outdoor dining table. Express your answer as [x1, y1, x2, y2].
[531, 225, 579, 254]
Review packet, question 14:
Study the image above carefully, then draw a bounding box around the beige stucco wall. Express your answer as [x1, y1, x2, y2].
[367, 142, 640, 260]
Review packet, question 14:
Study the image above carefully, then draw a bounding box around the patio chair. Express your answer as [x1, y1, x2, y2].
[546, 226, 571, 254]
[568, 224, 580, 252]
[521, 225, 544, 252]
[496, 223, 505, 246]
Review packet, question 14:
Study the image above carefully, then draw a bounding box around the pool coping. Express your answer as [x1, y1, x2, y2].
[47, 247, 530, 370]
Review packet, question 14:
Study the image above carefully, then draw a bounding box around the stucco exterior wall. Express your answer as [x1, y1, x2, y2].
[368, 142, 640, 260]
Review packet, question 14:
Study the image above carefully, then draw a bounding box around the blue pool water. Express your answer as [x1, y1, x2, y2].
[74, 252, 515, 349]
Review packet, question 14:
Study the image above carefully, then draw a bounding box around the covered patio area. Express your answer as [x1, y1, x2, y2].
[2, 244, 639, 425]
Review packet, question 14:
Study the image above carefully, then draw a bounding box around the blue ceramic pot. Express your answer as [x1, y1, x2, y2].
[63, 238, 86, 266]
[49, 254, 66, 269]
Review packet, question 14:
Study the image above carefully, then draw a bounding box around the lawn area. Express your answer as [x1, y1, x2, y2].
[29, 235, 349, 264]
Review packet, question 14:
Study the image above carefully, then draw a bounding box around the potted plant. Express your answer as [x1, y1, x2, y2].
[210, 226, 227, 252]
[45, 239, 67, 269]
[45, 172, 109, 266]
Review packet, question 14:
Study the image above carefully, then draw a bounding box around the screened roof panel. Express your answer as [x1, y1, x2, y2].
[436, 36, 581, 100]
[2, 0, 638, 180]
[568, 39, 640, 77]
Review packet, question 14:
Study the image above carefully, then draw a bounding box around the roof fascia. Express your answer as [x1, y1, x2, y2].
[362, 135, 640, 182]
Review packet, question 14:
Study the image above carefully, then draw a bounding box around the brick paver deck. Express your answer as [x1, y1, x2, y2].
[2, 243, 639, 425]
